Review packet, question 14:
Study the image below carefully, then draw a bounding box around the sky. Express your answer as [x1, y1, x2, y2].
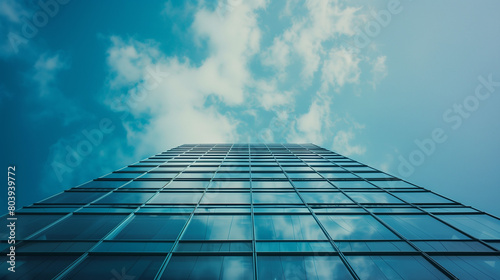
[1, 0, 500, 216]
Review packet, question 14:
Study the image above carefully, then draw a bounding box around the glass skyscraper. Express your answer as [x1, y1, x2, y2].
[2, 143, 500, 279]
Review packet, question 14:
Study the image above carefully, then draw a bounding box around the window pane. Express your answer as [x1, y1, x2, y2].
[0, 214, 63, 240]
[33, 214, 127, 240]
[175, 242, 252, 252]
[336, 241, 415, 252]
[149, 192, 203, 204]
[257, 256, 353, 279]
[40, 191, 108, 204]
[165, 180, 209, 189]
[251, 181, 292, 189]
[0, 256, 79, 279]
[433, 256, 500, 280]
[201, 192, 250, 204]
[121, 181, 168, 189]
[95, 192, 155, 204]
[413, 241, 494, 252]
[254, 215, 326, 240]
[253, 192, 302, 204]
[347, 256, 447, 280]
[318, 215, 398, 240]
[346, 192, 402, 204]
[292, 180, 335, 189]
[94, 241, 173, 253]
[113, 215, 188, 240]
[437, 214, 500, 239]
[76, 180, 129, 189]
[392, 192, 453, 204]
[369, 180, 418, 189]
[64, 255, 164, 280]
[379, 215, 469, 240]
[299, 192, 353, 204]
[332, 181, 376, 189]
[256, 241, 334, 252]
[182, 215, 252, 240]
[209, 181, 250, 189]
[162, 256, 253, 280]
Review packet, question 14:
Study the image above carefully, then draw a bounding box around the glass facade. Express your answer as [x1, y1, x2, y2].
[1, 143, 500, 279]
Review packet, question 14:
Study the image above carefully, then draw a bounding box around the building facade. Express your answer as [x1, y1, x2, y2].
[2, 143, 500, 279]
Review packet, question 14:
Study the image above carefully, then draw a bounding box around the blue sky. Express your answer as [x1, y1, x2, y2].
[1, 0, 500, 216]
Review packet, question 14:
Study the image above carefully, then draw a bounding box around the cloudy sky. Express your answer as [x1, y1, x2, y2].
[1, 0, 500, 216]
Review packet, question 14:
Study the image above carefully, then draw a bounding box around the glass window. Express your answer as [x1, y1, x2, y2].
[0, 214, 64, 240]
[113, 215, 189, 240]
[218, 166, 250, 172]
[392, 192, 453, 204]
[40, 191, 107, 205]
[140, 172, 178, 179]
[95, 192, 155, 204]
[413, 241, 494, 252]
[0, 256, 79, 279]
[33, 214, 127, 240]
[281, 166, 313, 172]
[337, 241, 415, 252]
[149, 192, 203, 204]
[17, 241, 95, 253]
[257, 256, 353, 280]
[433, 256, 500, 280]
[214, 172, 250, 179]
[209, 181, 250, 189]
[251, 172, 287, 179]
[64, 255, 165, 280]
[256, 241, 334, 252]
[251, 166, 282, 171]
[346, 192, 403, 204]
[101, 172, 144, 179]
[121, 180, 169, 189]
[321, 172, 359, 179]
[76, 180, 128, 189]
[253, 192, 302, 204]
[201, 192, 250, 204]
[177, 172, 215, 179]
[299, 192, 353, 204]
[94, 241, 173, 253]
[175, 242, 252, 252]
[254, 215, 327, 240]
[286, 172, 323, 179]
[318, 215, 398, 240]
[437, 214, 500, 239]
[355, 172, 395, 179]
[332, 181, 376, 189]
[292, 180, 335, 189]
[370, 180, 418, 189]
[251, 181, 292, 189]
[120, 166, 154, 172]
[162, 256, 253, 280]
[182, 215, 252, 240]
[165, 181, 209, 189]
[347, 255, 447, 280]
[379, 214, 469, 240]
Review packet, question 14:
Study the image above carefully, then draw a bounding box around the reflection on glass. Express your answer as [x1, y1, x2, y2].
[437, 214, 500, 240]
[318, 215, 398, 240]
[251, 181, 292, 188]
[255, 215, 326, 240]
[95, 192, 155, 204]
[201, 192, 250, 204]
[256, 241, 334, 252]
[253, 192, 302, 204]
[209, 181, 250, 189]
[292, 180, 335, 188]
[149, 192, 203, 204]
[64, 255, 165, 280]
[299, 192, 353, 204]
[258, 256, 353, 279]
[121, 180, 169, 189]
[0, 256, 79, 279]
[175, 242, 252, 252]
[332, 181, 376, 189]
[413, 241, 494, 252]
[113, 215, 188, 240]
[433, 256, 500, 280]
[337, 241, 415, 252]
[182, 215, 252, 240]
[379, 215, 469, 240]
[392, 192, 453, 204]
[347, 255, 447, 280]
[346, 192, 402, 204]
[163, 256, 253, 280]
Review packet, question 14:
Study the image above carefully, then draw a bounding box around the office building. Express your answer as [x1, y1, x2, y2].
[2, 143, 500, 279]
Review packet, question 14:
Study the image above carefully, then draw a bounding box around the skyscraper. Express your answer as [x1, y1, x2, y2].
[2, 143, 500, 279]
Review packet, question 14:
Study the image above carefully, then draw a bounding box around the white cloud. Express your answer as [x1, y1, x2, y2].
[33, 53, 68, 97]
[321, 48, 361, 92]
[105, 2, 268, 158]
[370, 55, 388, 89]
[332, 130, 366, 156]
